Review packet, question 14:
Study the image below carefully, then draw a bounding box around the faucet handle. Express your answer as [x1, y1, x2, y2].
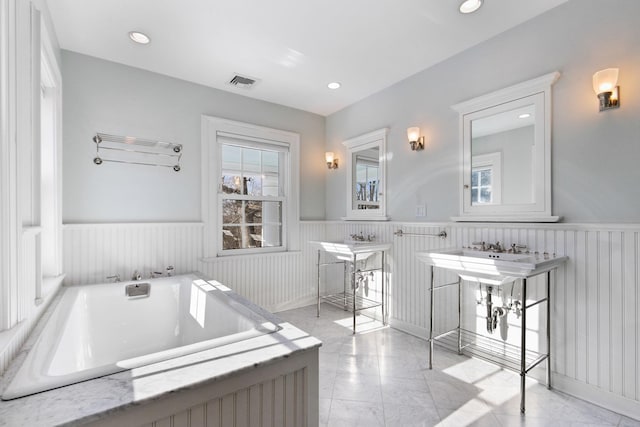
[107, 274, 121, 283]
[510, 243, 527, 253]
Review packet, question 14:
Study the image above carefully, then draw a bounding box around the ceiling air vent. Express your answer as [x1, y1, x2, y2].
[227, 73, 260, 89]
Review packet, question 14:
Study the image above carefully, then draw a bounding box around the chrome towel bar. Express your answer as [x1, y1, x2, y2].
[394, 229, 447, 239]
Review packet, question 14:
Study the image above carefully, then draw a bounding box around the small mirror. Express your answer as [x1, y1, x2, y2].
[343, 128, 389, 220]
[452, 72, 560, 222]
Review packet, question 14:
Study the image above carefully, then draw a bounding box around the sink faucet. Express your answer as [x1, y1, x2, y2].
[472, 241, 486, 251]
[510, 243, 527, 253]
[350, 232, 365, 242]
[487, 242, 504, 252]
[132, 270, 142, 281]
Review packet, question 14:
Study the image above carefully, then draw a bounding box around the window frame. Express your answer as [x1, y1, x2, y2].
[201, 116, 300, 258]
[470, 152, 502, 205]
[218, 140, 287, 255]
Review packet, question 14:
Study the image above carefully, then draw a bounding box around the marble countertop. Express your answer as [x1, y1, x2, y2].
[0, 284, 321, 426]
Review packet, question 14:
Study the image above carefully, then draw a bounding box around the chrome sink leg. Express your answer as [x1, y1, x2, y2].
[520, 277, 527, 414]
[546, 270, 552, 389]
[429, 265, 435, 369]
[352, 253, 357, 334]
[458, 277, 462, 354]
[317, 250, 321, 318]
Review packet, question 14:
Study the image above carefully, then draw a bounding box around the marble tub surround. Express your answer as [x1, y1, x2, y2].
[0, 283, 321, 426]
[278, 303, 640, 427]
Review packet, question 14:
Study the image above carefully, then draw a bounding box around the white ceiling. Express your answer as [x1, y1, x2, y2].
[46, 0, 568, 116]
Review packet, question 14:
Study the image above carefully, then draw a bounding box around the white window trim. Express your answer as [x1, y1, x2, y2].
[39, 12, 64, 287]
[201, 116, 300, 258]
[0, 2, 63, 331]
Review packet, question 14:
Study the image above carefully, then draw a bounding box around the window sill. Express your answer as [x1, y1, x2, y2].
[200, 250, 302, 263]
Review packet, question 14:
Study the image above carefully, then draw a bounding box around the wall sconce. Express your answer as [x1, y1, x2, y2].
[325, 152, 338, 169]
[407, 127, 425, 151]
[593, 68, 620, 111]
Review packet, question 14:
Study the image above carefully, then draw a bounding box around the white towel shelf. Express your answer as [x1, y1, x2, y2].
[92, 132, 182, 171]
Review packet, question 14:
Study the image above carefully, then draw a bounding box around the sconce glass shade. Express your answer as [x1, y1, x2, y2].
[407, 127, 425, 151]
[325, 151, 338, 169]
[407, 127, 420, 142]
[325, 152, 335, 163]
[592, 68, 619, 94]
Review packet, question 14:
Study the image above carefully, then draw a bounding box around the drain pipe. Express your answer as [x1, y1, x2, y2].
[486, 286, 494, 333]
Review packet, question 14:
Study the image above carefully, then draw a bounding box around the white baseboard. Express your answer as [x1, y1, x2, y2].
[270, 295, 318, 314]
[552, 374, 640, 421]
[389, 317, 429, 339]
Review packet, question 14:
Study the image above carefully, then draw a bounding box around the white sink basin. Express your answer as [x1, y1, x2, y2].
[416, 248, 568, 285]
[310, 241, 392, 261]
[460, 250, 530, 261]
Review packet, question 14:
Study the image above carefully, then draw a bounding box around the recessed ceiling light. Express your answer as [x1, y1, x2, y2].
[518, 113, 531, 119]
[459, 0, 483, 14]
[327, 82, 341, 90]
[129, 31, 151, 45]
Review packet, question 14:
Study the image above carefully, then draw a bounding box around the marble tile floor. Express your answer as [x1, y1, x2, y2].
[276, 304, 640, 427]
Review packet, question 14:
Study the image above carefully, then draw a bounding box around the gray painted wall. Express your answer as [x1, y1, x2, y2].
[325, 0, 640, 223]
[62, 51, 326, 222]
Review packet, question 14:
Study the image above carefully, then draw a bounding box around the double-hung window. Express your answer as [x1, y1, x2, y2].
[202, 116, 300, 258]
[219, 139, 287, 253]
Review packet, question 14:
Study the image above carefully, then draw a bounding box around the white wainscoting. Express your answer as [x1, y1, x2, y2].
[87, 349, 318, 427]
[138, 369, 310, 427]
[199, 222, 326, 313]
[62, 223, 204, 285]
[60, 220, 640, 418]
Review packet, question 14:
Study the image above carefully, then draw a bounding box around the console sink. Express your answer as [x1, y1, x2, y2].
[416, 248, 568, 285]
[310, 241, 392, 261]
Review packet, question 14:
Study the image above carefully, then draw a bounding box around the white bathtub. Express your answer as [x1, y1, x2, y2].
[2, 273, 281, 400]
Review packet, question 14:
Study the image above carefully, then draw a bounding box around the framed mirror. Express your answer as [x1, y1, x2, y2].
[451, 72, 561, 222]
[342, 128, 389, 220]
